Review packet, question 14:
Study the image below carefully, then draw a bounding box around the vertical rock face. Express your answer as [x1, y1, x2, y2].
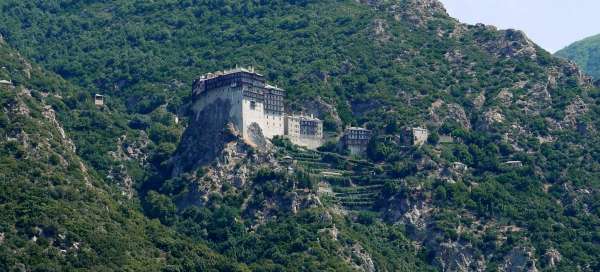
[170, 98, 236, 175]
[246, 122, 268, 151]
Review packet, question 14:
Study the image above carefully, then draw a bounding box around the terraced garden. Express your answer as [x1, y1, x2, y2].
[278, 145, 395, 211]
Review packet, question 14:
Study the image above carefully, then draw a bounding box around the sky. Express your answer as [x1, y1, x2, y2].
[439, 0, 600, 53]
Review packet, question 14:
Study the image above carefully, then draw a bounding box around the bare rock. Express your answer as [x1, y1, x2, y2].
[477, 28, 538, 60]
[392, 0, 447, 26]
[473, 92, 486, 110]
[171, 98, 238, 175]
[562, 96, 588, 128]
[562, 61, 593, 86]
[348, 243, 376, 272]
[246, 122, 269, 151]
[500, 246, 539, 272]
[484, 108, 505, 124]
[359, 0, 448, 30]
[544, 248, 561, 268]
[429, 100, 471, 130]
[42, 105, 75, 152]
[496, 89, 514, 106]
[436, 241, 485, 272]
[384, 186, 432, 230]
[444, 49, 465, 64]
[302, 97, 342, 131]
[372, 19, 390, 42]
[546, 69, 558, 90]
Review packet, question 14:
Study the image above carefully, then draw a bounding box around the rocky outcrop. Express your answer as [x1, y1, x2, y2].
[481, 108, 505, 128]
[246, 122, 269, 151]
[495, 89, 513, 106]
[372, 19, 390, 42]
[392, 0, 447, 27]
[170, 98, 237, 175]
[302, 97, 342, 131]
[108, 133, 150, 197]
[475, 27, 538, 60]
[341, 242, 375, 272]
[359, 0, 449, 29]
[429, 100, 471, 130]
[42, 105, 75, 152]
[435, 241, 485, 272]
[196, 136, 273, 195]
[543, 248, 561, 268]
[562, 96, 588, 128]
[499, 246, 539, 272]
[473, 92, 486, 110]
[384, 185, 432, 230]
[561, 61, 593, 86]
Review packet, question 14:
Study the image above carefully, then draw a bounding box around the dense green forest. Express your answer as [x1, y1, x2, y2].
[0, 0, 599, 271]
[0, 40, 243, 271]
[556, 33, 600, 80]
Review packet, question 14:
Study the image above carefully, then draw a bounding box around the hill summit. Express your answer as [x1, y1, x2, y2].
[556, 33, 600, 80]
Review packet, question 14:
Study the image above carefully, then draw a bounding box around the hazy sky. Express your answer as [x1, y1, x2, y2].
[439, 0, 600, 53]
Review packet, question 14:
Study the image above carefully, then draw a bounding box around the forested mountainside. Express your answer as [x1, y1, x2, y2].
[0, 39, 241, 270]
[556, 33, 600, 80]
[0, 0, 600, 271]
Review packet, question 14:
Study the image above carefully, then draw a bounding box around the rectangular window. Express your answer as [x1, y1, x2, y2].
[250, 100, 256, 110]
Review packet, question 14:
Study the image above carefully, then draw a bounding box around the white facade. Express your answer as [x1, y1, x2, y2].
[412, 127, 429, 146]
[192, 68, 307, 146]
[241, 97, 266, 138]
[94, 94, 104, 107]
[263, 112, 285, 139]
[285, 114, 323, 149]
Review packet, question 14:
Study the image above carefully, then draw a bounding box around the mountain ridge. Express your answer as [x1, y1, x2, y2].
[556, 33, 600, 80]
[0, 0, 599, 270]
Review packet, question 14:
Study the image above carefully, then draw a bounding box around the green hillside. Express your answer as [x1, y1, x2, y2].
[0, 0, 599, 270]
[556, 33, 600, 79]
[0, 39, 242, 270]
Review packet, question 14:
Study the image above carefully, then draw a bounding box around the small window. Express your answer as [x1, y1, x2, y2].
[250, 100, 256, 110]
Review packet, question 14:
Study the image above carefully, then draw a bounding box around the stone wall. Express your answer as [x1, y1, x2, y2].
[285, 114, 324, 150]
[241, 96, 266, 140]
[192, 85, 244, 135]
[348, 144, 368, 156]
[262, 112, 285, 139]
